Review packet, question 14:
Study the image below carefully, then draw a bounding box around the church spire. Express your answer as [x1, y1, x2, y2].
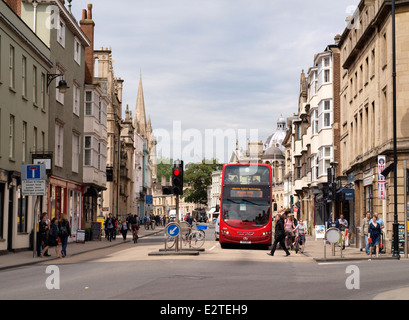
[134, 72, 147, 137]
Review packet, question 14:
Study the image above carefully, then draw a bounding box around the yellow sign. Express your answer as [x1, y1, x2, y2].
[97, 217, 105, 228]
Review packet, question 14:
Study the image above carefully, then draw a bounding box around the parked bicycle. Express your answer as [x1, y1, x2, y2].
[165, 222, 206, 249]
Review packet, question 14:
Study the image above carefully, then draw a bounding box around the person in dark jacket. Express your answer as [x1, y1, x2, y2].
[41, 217, 61, 258]
[268, 213, 291, 257]
[37, 213, 49, 257]
[58, 214, 71, 258]
[368, 214, 382, 258]
[105, 214, 116, 242]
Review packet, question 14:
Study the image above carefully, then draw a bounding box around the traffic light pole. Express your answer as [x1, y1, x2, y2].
[176, 194, 180, 252]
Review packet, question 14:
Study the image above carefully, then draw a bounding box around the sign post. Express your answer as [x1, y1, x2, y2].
[21, 164, 46, 258]
[165, 222, 180, 252]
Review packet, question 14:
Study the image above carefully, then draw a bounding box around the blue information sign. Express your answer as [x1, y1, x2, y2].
[145, 195, 153, 204]
[166, 223, 180, 237]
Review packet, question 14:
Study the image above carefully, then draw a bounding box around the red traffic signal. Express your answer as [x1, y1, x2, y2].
[172, 161, 184, 196]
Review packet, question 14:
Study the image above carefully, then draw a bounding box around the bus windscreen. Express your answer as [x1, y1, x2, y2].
[223, 165, 270, 185]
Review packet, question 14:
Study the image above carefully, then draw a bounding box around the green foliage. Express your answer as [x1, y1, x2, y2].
[183, 159, 223, 205]
[156, 157, 173, 183]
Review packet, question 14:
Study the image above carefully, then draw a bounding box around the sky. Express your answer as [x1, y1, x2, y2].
[70, 0, 360, 164]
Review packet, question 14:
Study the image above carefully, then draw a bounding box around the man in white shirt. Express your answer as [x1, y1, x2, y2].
[338, 214, 348, 249]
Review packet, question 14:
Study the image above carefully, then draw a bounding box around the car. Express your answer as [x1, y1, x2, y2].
[215, 215, 220, 241]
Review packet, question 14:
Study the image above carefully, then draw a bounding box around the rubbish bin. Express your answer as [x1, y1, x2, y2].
[355, 226, 362, 249]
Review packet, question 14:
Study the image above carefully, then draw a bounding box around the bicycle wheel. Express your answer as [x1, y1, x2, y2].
[189, 230, 205, 249]
[295, 238, 299, 253]
[166, 236, 176, 249]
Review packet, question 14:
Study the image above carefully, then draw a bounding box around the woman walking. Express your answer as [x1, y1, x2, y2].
[120, 218, 128, 240]
[41, 217, 61, 258]
[58, 214, 71, 257]
[368, 214, 382, 258]
[284, 214, 296, 249]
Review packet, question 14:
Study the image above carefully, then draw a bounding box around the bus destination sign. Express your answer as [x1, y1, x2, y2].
[230, 187, 263, 198]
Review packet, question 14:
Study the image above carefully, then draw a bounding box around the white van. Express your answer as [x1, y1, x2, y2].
[168, 209, 181, 222]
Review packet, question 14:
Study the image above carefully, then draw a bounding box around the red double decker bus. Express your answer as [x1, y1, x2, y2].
[219, 163, 272, 248]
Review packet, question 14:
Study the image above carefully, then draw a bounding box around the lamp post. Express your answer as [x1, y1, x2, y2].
[392, 0, 400, 259]
[47, 73, 69, 94]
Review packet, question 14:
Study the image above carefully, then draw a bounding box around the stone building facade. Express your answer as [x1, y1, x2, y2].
[338, 0, 409, 250]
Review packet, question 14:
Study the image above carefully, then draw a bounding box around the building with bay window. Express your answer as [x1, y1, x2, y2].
[288, 41, 341, 236]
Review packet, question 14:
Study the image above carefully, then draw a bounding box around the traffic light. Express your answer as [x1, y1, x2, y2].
[172, 160, 184, 195]
[162, 186, 173, 195]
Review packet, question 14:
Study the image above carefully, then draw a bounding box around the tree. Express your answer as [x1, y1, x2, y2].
[183, 159, 223, 205]
[156, 157, 173, 184]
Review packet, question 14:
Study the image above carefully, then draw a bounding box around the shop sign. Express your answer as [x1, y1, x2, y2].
[378, 156, 386, 200]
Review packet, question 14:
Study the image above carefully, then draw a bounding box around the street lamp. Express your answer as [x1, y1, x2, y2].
[392, 0, 400, 259]
[47, 73, 69, 94]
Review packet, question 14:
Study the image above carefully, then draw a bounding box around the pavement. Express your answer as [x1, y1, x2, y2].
[0, 224, 407, 299]
[0, 225, 166, 271]
[0, 224, 404, 270]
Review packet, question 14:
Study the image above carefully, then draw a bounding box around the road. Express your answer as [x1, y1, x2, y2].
[1, 224, 409, 303]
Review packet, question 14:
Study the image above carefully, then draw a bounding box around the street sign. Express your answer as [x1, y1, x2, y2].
[146, 195, 153, 204]
[22, 180, 46, 196]
[166, 223, 180, 237]
[21, 164, 46, 196]
[21, 164, 46, 180]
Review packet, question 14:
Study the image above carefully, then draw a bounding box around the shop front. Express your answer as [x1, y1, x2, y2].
[48, 176, 83, 242]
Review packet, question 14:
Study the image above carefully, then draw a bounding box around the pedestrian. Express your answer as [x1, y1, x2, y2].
[293, 219, 307, 253]
[38, 213, 49, 257]
[284, 214, 296, 249]
[58, 214, 71, 257]
[120, 218, 128, 240]
[368, 214, 382, 258]
[185, 212, 195, 226]
[126, 213, 132, 229]
[327, 215, 339, 229]
[41, 217, 61, 258]
[131, 214, 140, 242]
[105, 214, 115, 242]
[371, 212, 384, 251]
[361, 211, 371, 255]
[113, 216, 118, 239]
[338, 214, 348, 250]
[268, 214, 290, 257]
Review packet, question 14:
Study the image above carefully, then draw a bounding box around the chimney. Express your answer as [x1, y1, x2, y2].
[4, 0, 22, 16]
[80, 4, 95, 85]
[334, 34, 341, 45]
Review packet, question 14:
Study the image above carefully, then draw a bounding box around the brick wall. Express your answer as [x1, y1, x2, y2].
[3, 0, 21, 16]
